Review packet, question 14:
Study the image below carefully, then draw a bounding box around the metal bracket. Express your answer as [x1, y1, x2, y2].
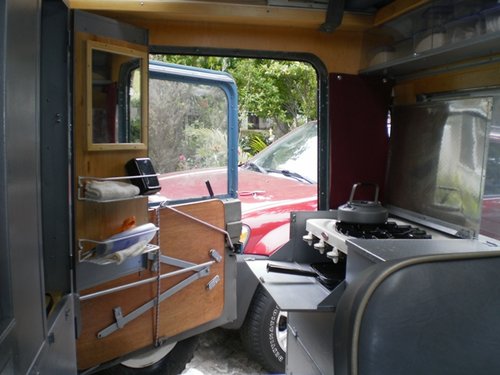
[320, 0, 345, 33]
[159, 254, 199, 268]
[113, 307, 125, 329]
[149, 250, 220, 269]
[209, 249, 223, 263]
[98, 267, 210, 338]
[206, 275, 220, 290]
[97, 249, 222, 338]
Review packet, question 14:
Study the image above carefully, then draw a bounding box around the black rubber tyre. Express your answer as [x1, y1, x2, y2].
[97, 336, 198, 375]
[240, 285, 287, 374]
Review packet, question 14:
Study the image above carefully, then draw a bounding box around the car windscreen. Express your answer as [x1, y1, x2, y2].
[250, 121, 317, 184]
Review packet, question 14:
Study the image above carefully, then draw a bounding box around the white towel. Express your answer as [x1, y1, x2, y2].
[85, 180, 140, 200]
[106, 240, 149, 264]
[89, 240, 149, 265]
[94, 223, 157, 256]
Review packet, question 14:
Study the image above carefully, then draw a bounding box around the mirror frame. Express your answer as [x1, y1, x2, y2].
[86, 40, 148, 151]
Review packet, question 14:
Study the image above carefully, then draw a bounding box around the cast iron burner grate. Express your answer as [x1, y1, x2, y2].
[335, 221, 432, 240]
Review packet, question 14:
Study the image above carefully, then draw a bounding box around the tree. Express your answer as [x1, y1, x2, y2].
[151, 55, 317, 137]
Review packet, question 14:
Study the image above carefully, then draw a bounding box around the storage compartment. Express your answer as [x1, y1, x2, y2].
[368, 46, 396, 67]
[414, 5, 452, 53]
[482, 5, 500, 33]
[76, 199, 232, 369]
[361, 0, 500, 74]
[445, 14, 482, 44]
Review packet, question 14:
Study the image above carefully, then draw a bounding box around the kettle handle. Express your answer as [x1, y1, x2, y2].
[348, 182, 379, 204]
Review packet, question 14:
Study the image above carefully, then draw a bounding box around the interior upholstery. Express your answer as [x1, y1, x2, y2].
[333, 252, 500, 375]
[329, 73, 392, 209]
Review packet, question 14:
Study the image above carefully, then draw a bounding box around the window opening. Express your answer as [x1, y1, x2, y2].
[148, 54, 319, 204]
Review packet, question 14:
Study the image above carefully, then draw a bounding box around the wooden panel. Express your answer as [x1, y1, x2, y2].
[374, 0, 430, 26]
[74, 30, 153, 370]
[156, 200, 226, 337]
[74, 31, 150, 247]
[146, 20, 366, 74]
[394, 59, 500, 105]
[66, 3, 374, 74]
[76, 199, 226, 370]
[65, 1, 373, 31]
[76, 271, 157, 369]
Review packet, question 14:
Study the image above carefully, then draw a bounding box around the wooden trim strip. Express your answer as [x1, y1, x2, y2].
[64, 0, 373, 30]
[374, 0, 430, 26]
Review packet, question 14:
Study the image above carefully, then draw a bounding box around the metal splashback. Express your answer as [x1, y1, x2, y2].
[386, 95, 493, 238]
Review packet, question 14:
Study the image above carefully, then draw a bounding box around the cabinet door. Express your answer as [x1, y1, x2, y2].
[73, 11, 239, 371]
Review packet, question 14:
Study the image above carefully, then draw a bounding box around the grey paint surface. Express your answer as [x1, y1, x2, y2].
[1, 1, 79, 373]
[4, 0, 46, 372]
[41, 0, 72, 294]
[31, 295, 77, 375]
[287, 312, 335, 375]
[0, 0, 14, 372]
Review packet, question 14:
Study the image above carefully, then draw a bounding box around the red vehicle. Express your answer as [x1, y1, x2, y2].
[155, 121, 318, 372]
[157, 121, 318, 258]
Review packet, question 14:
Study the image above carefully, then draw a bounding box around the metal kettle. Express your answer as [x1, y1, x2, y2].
[337, 182, 388, 224]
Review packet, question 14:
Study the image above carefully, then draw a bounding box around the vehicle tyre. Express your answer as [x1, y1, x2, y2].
[97, 336, 198, 375]
[240, 285, 287, 373]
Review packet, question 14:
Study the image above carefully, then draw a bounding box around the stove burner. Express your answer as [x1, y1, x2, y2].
[335, 221, 432, 240]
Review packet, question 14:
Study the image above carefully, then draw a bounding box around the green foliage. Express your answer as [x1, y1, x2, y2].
[178, 127, 228, 170]
[148, 77, 228, 173]
[248, 134, 268, 154]
[233, 60, 317, 131]
[151, 54, 317, 133]
[240, 132, 270, 155]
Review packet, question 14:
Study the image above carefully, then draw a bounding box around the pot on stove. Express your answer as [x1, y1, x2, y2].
[337, 182, 388, 224]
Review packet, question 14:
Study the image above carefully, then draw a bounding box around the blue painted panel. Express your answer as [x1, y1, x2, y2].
[149, 60, 239, 201]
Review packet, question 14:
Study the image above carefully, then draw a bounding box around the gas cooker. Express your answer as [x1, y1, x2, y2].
[304, 217, 452, 262]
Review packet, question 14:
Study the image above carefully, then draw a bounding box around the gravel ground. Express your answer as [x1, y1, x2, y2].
[181, 328, 270, 375]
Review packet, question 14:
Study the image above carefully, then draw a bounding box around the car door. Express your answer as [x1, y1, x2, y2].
[72, 11, 240, 371]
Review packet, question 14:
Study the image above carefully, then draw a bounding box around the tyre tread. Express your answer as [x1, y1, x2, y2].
[240, 286, 286, 374]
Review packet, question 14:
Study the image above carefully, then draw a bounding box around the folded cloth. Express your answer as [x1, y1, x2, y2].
[89, 240, 149, 265]
[85, 180, 140, 200]
[95, 223, 157, 256]
[106, 240, 149, 264]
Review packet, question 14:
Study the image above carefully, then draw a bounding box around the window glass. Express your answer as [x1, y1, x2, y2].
[250, 121, 317, 183]
[88, 43, 146, 148]
[481, 122, 500, 240]
[388, 98, 491, 235]
[125, 67, 142, 143]
[149, 75, 229, 201]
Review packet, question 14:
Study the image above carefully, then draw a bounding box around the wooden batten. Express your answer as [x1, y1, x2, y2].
[64, 0, 373, 31]
[144, 20, 366, 74]
[394, 59, 500, 105]
[65, 0, 374, 74]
